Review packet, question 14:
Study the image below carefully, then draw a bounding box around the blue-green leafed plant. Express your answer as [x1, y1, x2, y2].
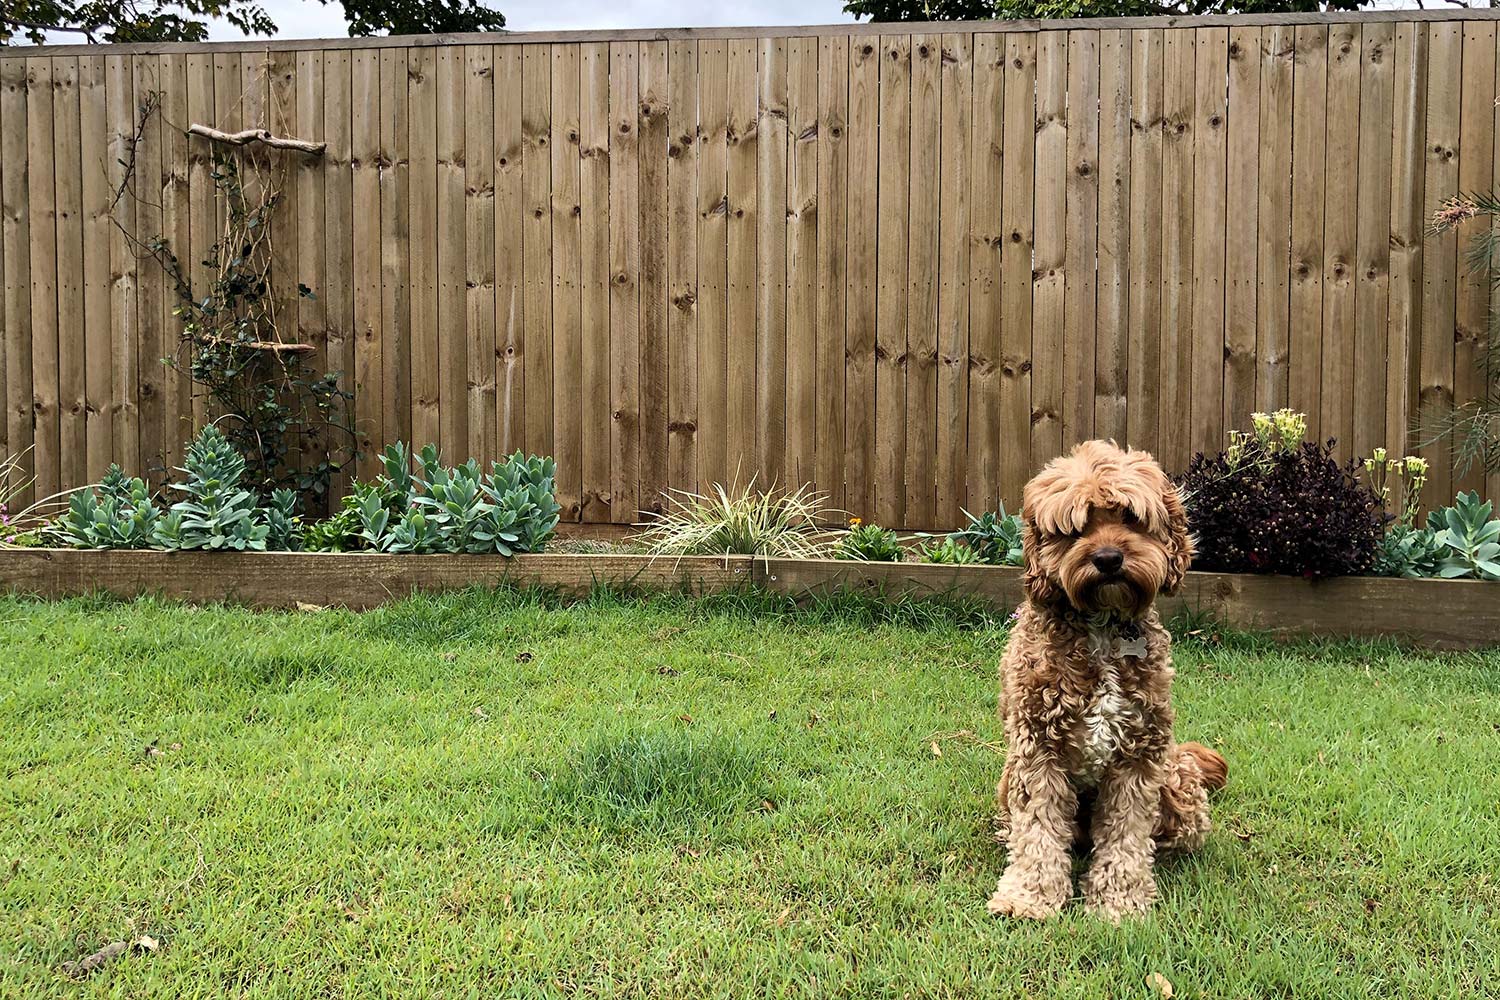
[948, 507, 1025, 567]
[56, 465, 163, 549]
[339, 443, 560, 556]
[155, 426, 271, 551]
[918, 536, 978, 565]
[836, 518, 904, 562]
[1372, 523, 1446, 579]
[1428, 491, 1500, 580]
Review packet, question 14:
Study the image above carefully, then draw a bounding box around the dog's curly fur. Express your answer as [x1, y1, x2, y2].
[987, 441, 1228, 922]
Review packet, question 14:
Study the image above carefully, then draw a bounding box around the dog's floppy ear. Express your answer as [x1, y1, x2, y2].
[1019, 478, 1063, 607]
[1160, 481, 1195, 595]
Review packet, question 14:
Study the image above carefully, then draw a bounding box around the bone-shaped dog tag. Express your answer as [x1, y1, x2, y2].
[1115, 635, 1149, 659]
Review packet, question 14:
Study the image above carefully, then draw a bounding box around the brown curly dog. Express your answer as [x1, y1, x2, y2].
[987, 440, 1228, 922]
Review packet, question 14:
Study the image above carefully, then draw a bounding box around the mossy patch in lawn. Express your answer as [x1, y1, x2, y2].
[540, 725, 774, 836]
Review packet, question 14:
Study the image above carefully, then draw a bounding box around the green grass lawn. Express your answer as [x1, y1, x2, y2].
[3, 588, 1498, 999]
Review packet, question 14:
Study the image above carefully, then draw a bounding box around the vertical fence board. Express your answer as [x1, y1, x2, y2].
[1455, 22, 1496, 497]
[348, 50, 378, 476]
[1190, 29, 1227, 458]
[377, 48, 410, 466]
[726, 40, 758, 486]
[105, 55, 135, 481]
[666, 40, 698, 497]
[1, 60, 31, 501]
[521, 45, 552, 463]
[294, 51, 327, 501]
[408, 46, 439, 452]
[999, 32, 1036, 508]
[697, 40, 730, 495]
[609, 42, 641, 522]
[1095, 29, 1131, 445]
[1321, 24, 1362, 457]
[53, 57, 87, 491]
[967, 32, 1003, 514]
[1126, 29, 1163, 455]
[1256, 25, 1294, 414]
[551, 45, 582, 519]
[875, 34, 910, 527]
[1032, 31, 1066, 475]
[905, 35, 941, 526]
[1420, 21, 1461, 504]
[937, 31, 971, 525]
[1289, 25, 1328, 431]
[323, 51, 355, 488]
[1387, 22, 1427, 463]
[1159, 31, 1194, 472]
[80, 55, 112, 482]
[29, 58, 60, 498]
[756, 37, 787, 489]
[495, 47, 523, 457]
[817, 36, 851, 513]
[1353, 22, 1395, 460]
[637, 42, 668, 515]
[845, 36, 878, 519]
[1223, 27, 1260, 437]
[435, 47, 468, 459]
[580, 42, 610, 514]
[465, 46, 497, 465]
[787, 36, 820, 494]
[1063, 30, 1099, 454]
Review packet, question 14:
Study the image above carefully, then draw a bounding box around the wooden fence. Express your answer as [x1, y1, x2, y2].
[2, 10, 1498, 528]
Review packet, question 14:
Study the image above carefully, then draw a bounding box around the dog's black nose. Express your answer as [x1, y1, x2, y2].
[1091, 547, 1124, 574]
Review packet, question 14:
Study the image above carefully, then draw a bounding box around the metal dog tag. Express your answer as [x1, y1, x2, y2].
[1115, 635, 1149, 659]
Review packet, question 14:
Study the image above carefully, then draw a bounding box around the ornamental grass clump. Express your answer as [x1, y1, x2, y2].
[635, 480, 833, 558]
[1179, 410, 1384, 579]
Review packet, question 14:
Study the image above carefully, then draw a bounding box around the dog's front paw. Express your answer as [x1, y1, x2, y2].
[986, 872, 1067, 920]
[1080, 865, 1157, 923]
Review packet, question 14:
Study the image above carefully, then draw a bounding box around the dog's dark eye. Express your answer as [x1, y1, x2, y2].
[1122, 509, 1139, 526]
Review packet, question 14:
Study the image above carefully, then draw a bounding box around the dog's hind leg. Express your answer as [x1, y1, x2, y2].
[1153, 741, 1228, 853]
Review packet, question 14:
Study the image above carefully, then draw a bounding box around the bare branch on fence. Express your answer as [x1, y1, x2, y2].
[187, 124, 326, 156]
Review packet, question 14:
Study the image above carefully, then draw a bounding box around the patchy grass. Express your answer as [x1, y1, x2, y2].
[1, 587, 1497, 998]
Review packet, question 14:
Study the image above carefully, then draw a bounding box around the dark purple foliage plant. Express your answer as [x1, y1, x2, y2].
[1179, 411, 1386, 579]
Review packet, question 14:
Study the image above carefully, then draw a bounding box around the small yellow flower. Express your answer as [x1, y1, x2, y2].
[849, 516, 862, 526]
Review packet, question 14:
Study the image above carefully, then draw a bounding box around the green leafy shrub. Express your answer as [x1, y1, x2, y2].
[948, 507, 1024, 566]
[55, 427, 304, 551]
[918, 536, 978, 565]
[323, 442, 561, 556]
[1428, 491, 1500, 580]
[635, 481, 832, 558]
[57, 466, 162, 549]
[1372, 524, 1445, 579]
[835, 518, 903, 562]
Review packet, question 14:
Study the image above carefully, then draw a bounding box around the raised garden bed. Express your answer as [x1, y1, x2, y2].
[1, 548, 1494, 650]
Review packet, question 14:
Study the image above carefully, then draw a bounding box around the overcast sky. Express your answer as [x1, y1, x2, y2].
[208, 0, 859, 41]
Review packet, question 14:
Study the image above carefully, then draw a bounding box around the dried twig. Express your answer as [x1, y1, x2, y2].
[187, 123, 326, 156]
[60, 941, 128, 978]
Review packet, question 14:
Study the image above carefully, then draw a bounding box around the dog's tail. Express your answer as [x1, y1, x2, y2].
[1153, 741, 1228, 853]
[1176, 741, 1228, 791]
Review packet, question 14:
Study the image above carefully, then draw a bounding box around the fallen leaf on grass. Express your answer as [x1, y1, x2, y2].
[677, 714, 694, 726]
[655, 664, 680, 677]
[514, 651, 534, 664]
[294, 601, 327, 613]
[1364, 898, 1379, 915]
[930, 742, 942, 758]
[473, 707, 489, 720]
[1146, 972, 1174, 998]
[806, 710, 822, 728]
[440, 652, 458, 662]
[774, 906, 792, 927]
[675, 845, 703, 859]
[62, 937, 159, 978]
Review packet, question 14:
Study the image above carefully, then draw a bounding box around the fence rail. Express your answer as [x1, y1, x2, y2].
[3, 12, 1497, 528]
